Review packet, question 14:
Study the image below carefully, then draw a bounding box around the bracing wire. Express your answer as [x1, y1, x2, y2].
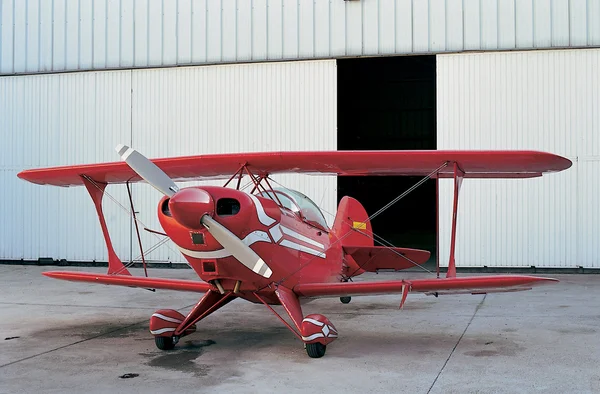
[264, 162, 449, 288]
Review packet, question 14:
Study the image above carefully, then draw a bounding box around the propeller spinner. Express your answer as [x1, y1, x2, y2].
[115, 144, 273, 279]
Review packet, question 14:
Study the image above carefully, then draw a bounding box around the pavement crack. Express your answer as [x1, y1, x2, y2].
[0, 320, 146, 369]
[0, 301, 160, 310]
[0, 303, 197, 369]
[426, 294, 487, 394]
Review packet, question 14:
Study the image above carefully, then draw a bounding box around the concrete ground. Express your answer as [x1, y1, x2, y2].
[0, 266, 599, 394]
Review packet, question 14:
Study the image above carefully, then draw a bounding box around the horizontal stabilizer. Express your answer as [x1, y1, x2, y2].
[294, 275, 558, 298]
[43, 271, 213, 293]
[343, 245, 431, 273]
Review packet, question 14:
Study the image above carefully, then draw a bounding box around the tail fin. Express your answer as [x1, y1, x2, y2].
[332, 196, 373, 247]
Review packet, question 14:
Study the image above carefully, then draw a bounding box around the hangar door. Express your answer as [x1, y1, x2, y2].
[437, 49, 599, 268]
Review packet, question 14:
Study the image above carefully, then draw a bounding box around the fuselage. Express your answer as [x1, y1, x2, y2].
[158, 186, 344, 304]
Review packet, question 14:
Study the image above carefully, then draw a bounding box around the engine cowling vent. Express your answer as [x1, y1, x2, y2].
[216, 198, 240, 216]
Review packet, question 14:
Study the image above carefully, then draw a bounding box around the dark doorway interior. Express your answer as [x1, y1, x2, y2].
[337, 55, 437, 257]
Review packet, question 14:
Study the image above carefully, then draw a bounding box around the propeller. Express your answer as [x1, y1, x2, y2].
[115, 144, 179, 197]
[115, 144, 273, 279]
[201, 216, 272, 278]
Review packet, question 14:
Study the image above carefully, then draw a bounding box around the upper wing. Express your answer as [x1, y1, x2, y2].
[18, 150, 571, 187]
[43, 271, 214, 293]
[293, 275, 557, 298]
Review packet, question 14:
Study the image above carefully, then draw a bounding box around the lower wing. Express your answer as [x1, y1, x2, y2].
[294, 275, 558, 298]
[43, 271, 214, 293]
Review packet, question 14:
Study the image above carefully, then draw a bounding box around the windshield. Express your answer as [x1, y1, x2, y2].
[258, 188, 329, 230]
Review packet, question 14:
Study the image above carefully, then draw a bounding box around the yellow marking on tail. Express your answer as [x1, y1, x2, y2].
[352, 221, 367, 230]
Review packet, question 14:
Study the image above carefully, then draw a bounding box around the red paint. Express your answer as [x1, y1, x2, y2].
[81, 177, 131, 276]
[42, 271, 212, 292]
[294, 275, 558, 298]
[447, 163, 464, 278]
[150, 309, 196, 338]
[301, 314, 338, 345]
[168, 187, 214, 229]
[18, 150, 572, 186]
[22, 150, 572, 357]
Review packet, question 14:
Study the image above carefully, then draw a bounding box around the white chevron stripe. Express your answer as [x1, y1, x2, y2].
[280, 240, 326, 259]
[302, 317, 325, 326]
[269, 224, 283, 242]
[280, 226, 324, 249]
[151, 313, 182, 324]
[150, 327, 176, 335]
[247, 193, 276, 226]
[178, 230, 270, 259]
[301, 333, 325, 341]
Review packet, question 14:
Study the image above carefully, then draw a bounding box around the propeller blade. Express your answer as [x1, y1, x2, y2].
[116, 144, 179, 197]
[201, 216, 273, 279]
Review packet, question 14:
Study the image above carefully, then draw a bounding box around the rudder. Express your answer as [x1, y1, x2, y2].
[332, 196, 373, 247]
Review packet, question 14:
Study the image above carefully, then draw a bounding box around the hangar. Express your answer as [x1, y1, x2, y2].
[0, 1, 598, 269]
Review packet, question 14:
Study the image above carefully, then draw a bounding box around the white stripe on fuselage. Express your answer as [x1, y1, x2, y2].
[178, 230, 270, 259]
[279, 240, 326, 259]
[246, 193, 276, 226]
[280, 225, 324, 249]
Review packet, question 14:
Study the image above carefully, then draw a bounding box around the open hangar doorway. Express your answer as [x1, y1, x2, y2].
[337, 55, 437, 262]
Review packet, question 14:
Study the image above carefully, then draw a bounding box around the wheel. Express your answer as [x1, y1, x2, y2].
[340, 296, 351, 304]
[306, 342, 327, 358]
[155, 336, 176, 350]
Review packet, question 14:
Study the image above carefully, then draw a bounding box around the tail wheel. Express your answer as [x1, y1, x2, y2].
[305, 342, 327, 358]
[155, 336, 177, 351]
[340, 296, 351, 304]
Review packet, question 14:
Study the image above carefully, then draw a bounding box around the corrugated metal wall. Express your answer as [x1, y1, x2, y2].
[129, 61, 338, 263]
[0, 59, 337, 263]
[0, 71, 132, 261]
[437, 48, 600, 268]
[2, 0, 600, 75]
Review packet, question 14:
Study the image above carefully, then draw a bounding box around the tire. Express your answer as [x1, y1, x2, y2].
[306, 342, 327, 358]
[155, 336, 176, 350]
[340, 296, 351, 304]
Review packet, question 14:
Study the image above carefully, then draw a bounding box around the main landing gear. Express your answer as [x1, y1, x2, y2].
[149, 291, 235, 351]
[340, 296, 352, 304]
[155, 335, 178, 350]
[149, 288, 338, 359]
[305, 342, 327, 358]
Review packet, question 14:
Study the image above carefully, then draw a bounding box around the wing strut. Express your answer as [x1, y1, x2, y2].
[81, 175, 131, 276]
[126, 181, 148, 277]
[447, 162, 465, 278]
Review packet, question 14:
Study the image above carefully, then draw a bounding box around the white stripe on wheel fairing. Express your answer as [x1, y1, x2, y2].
[301, 333, 325, 341]
[151, 313, 183, 324]
[302, 317, 325, 326]
[150, 327, 176, 335]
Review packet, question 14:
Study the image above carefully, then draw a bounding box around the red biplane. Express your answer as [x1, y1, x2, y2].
[17, 146, 571, 358]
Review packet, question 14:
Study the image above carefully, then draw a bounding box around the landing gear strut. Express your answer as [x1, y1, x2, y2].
[340, 296, 351, 304]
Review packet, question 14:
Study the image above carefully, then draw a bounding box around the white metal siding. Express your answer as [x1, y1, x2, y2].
[0, 70, 132, 261]
[0, 59, 337, 263]
[437, 49, 600, 268]
[3, 0, 600, 75]
[129, 61, 338, 263]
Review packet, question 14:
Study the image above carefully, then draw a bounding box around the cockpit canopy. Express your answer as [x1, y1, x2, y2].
[257, 188, 329, 231]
